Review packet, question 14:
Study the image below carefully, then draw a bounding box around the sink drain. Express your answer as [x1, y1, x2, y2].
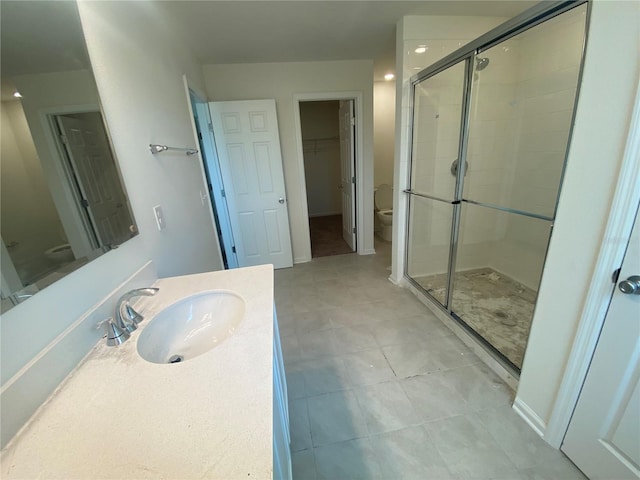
[495, 310, 517, 327]
[168, 355, 184, 364]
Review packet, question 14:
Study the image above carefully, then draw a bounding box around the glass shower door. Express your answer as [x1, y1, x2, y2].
[405, 3, 589, 372]
[406, 61, 467, 308]
[450, 3, 588, 369]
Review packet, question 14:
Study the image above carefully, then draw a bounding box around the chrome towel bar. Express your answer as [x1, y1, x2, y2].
[149, 144, 198, 156]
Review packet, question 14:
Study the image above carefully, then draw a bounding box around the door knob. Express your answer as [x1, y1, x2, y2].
[278, 197, 285, 204]
[618, 275, 640, 295]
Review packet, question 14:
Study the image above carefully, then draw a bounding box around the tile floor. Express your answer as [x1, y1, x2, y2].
[274, 241, 586, 480]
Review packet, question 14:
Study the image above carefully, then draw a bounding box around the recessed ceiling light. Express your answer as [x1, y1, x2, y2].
[414, 46, 427, 54]
[384, 73, 395, 81]
[13, 91, 22, 98]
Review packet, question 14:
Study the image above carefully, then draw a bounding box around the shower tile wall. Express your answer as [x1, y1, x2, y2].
[409, 7, 586, 286]
[496, 10, 585, 286]
[462, 8, 586, 288]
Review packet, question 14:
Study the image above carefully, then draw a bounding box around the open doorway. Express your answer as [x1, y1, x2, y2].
[299, 100, 356, 258]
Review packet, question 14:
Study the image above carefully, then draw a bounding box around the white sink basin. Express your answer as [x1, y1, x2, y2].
[137, 290, 245, 364]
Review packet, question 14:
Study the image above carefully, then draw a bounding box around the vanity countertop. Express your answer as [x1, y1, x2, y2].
[1, 265, 275, 479]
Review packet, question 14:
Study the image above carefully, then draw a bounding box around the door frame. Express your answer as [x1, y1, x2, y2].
[39, 104, 104, 260]
[182, 75, 233, 269]
[544, 78, 640, 448]
[293, 92, 364, 263]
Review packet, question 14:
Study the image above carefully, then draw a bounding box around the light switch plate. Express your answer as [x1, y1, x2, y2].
[153, 205, 165, 231]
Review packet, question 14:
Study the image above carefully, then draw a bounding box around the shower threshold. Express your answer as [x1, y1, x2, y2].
[413, 267, 536, 369]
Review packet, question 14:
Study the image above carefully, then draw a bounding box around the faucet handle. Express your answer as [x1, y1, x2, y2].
[97, 317, 130, 346]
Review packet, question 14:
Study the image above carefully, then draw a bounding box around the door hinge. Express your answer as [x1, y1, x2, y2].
[207, 183, 213, 193]
[221, 189, 226, 198]
[197, 132, 203, 141]
[351, 176, 356, 184]
[352, 227, 356, 234]
[612, 268, 621, 284]
[59, 134, 68, 145]
[232, 246, 236, 253]
[350, 117, 355, 127]
[80, 198, 89, 208]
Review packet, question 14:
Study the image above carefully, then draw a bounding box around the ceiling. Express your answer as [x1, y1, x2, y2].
[0, 1, 89, 100]
[0, 1, 89, 76]
[0, 0, 536, 101]
[161, 1, 535, 80]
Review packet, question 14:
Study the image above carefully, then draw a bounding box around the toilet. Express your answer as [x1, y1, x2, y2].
[44, 243, 74, 265]
[374, 184, 393, 242]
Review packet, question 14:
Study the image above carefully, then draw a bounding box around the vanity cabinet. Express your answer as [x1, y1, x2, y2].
[273, 308, 292, 480]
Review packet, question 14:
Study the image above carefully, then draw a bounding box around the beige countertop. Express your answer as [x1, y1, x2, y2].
[1, 265, 274, 479]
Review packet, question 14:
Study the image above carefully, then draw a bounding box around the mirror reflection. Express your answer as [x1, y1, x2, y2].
[1, 1, 138, 313]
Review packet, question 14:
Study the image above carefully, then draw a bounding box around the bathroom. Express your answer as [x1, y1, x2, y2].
[1, 0, 639, 478]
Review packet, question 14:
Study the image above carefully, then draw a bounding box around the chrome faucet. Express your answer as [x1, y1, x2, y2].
[115, 287, 159, 333]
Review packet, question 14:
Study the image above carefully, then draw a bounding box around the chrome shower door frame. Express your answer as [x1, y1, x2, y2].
[403, 0, 591, 376]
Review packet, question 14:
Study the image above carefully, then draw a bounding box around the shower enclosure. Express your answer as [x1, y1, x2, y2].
[405, 1, 589, 372]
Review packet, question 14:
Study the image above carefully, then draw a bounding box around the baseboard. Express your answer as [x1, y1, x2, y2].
[513, 396, 547, 438]
[308, 211, 341, 218]
[359, 248, 376, 255]
[294, 256, 311, 264]
[0, 261, 157, 448]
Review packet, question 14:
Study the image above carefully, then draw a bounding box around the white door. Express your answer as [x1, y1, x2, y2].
[191, 92, 239, 269]
[339, 100, 356, 250]
[57, 114, 134, 249]
[562, 204, 640, 479]
[208, 99, 293, 269]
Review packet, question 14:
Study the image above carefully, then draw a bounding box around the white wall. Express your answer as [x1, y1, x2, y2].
[300, 101, 341, 217]
[1, 0, 222, 446]
[0, 100, 67, 285]
[373, 80, 395, 187]
[77, 1, 222, 279]
[202, 60, 375, 263]
[517, 0, 640, 432]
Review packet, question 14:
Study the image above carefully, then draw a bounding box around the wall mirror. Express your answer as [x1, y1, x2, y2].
[0, 1, 138, 313]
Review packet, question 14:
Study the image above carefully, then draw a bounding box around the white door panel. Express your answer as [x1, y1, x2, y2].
[562, 204, 640, 479]
[57, 114, 133, 250]
[339, 100, 356, 250]
[209, 99, 293, 269]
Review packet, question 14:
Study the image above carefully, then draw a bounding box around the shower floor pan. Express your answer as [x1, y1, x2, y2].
[413, 267, 536, 369]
